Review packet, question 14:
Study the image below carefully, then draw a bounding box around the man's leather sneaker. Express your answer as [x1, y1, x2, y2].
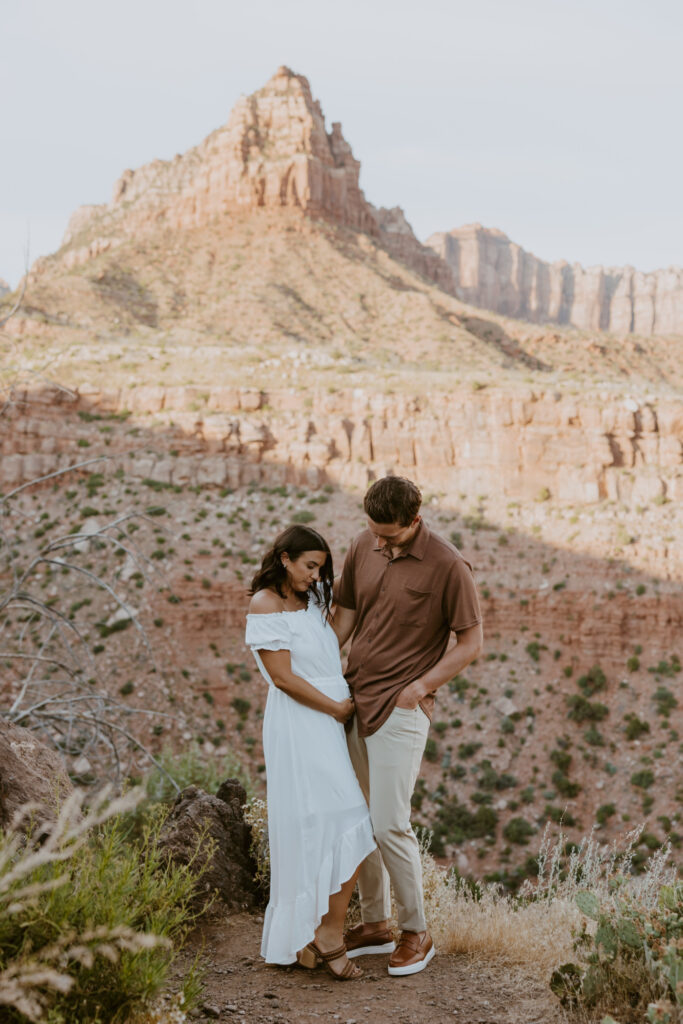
[343, 923, 396, 958]
[387, 930, 435, 976]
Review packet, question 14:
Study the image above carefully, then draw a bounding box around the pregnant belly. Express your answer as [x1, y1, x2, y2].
[304, 674, 350, 699]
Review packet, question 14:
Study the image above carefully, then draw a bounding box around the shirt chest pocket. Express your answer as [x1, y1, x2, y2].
[398, 586, 433, 626]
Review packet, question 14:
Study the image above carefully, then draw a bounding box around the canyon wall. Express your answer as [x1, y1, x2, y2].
[2, 384, 681, 512]
[427, 224, 683, 336]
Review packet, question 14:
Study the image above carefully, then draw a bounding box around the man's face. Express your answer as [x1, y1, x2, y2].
[367, 516, 420, 556]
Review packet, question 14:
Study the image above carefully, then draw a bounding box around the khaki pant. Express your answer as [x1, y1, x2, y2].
[347, 705, 430, 932]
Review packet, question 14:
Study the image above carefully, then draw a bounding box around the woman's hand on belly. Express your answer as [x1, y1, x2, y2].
[332, 696, 356, 724]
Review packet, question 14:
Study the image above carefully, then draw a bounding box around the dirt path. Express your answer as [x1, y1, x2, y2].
[171, 913, 570, 1024]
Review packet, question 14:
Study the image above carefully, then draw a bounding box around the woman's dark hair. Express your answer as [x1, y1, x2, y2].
[249, 524, 334, 616]
[363, 476, 422, 526]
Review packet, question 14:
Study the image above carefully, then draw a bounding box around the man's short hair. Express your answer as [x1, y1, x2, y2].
[363, 476, 422, 526]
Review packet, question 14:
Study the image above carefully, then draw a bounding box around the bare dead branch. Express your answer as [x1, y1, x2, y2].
[0, 456, 108, 503]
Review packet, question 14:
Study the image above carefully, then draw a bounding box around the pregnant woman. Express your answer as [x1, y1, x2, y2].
[245, 524, 376, 981]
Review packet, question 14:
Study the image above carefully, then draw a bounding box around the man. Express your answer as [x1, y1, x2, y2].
[334, 476, 483, 976]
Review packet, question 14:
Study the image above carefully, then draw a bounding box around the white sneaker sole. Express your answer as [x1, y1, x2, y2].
[346, 941, 396, 959]
[387, 943, 436, 976]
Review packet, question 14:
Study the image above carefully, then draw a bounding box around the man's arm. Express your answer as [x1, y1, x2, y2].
[395, 622, 483, 709]
[332, 542, 357, 647]
[331, 603, 357, 647]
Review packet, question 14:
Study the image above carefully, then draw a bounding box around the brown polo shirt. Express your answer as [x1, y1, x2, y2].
[335, 521, 482, 738]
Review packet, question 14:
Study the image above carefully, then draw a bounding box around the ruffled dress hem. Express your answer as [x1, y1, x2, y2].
[261, 815, 376, 965]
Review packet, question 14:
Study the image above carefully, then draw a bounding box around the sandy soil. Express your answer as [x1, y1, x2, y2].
[169, 912, 570, 1024]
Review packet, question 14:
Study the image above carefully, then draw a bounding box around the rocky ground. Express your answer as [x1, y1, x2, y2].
[169, 912, 570, 1024]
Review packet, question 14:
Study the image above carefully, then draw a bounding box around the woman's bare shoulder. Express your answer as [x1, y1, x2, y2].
[248, 589, 285, 615]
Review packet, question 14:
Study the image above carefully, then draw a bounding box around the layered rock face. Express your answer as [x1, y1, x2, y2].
[427, 224, 683, 336]
[2, 384, 681, 516]
[55, 66, 444, 285]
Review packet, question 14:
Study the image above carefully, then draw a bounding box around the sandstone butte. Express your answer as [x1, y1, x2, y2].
[43, 65, 451, 293]
[2, 66, 682, 511]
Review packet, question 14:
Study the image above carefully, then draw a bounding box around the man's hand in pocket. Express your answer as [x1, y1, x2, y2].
[395, 679, 426, 710]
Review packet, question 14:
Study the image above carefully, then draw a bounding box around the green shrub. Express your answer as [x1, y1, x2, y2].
[577, 665, 607, 696]
[648, 655, 681, 678]
[424, 738, 439, 762]
[143, 743, 250, 806]
[477, 759, 517, 791]
[543, 805, 577, 827]
[630, 770, 655, 790]
[448, 675, 470, 699]
[0, 790, 202, 1023]
[550, 749, 572, 774]
[552, 770, 582, 798]
[525, 641, 544, 662]
[291, 510, 315, 524]
[653, 686, 678, 716]
[596, 803, 616, 825]
[231, 697, 251, 720]
[583, 726, 605, 746]
[503, 817, 535, 845]
[626, 655, 640, 672]
[566, 694, 609, 723]
[429, 797, 498, 848]
[96, 617, 132, 639]
[624, 713, 650, 741]
[551, 881, 683, 1023]
[457, 741, 483, 760]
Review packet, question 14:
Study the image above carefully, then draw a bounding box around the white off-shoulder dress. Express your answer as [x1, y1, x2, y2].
[245, 597, 376, 965]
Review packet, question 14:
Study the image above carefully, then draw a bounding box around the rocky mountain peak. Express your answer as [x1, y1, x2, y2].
[61, 67, 379, 247]
[46, 67, 451, 292]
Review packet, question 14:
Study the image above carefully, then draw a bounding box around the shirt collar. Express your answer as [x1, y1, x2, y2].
[402, 519, 429, 560]
[372, 519, 429, 561]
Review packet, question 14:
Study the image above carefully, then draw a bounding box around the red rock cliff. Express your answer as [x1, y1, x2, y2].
[427, 224, 683, 336]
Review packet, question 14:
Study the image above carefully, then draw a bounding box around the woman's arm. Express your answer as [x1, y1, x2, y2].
[259, 648, 354, 723]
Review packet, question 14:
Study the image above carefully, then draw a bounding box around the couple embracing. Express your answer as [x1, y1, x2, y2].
[245, 476, 483, 981]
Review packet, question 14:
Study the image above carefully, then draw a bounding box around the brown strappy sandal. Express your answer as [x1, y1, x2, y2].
[305, 942, 363, 981]
[296, 945, 320, 969]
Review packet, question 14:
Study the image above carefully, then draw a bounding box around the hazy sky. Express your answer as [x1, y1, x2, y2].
[2, 0, 681, 287]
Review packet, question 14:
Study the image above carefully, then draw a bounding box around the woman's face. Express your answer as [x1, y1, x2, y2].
[282, 550, 327, 593]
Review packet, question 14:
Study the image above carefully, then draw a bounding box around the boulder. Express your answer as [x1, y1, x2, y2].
[0, 718, 74, 830]
[157, 780, 258, 908]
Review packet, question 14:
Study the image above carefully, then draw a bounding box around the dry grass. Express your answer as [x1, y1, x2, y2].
[421, 823, 678, 981]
